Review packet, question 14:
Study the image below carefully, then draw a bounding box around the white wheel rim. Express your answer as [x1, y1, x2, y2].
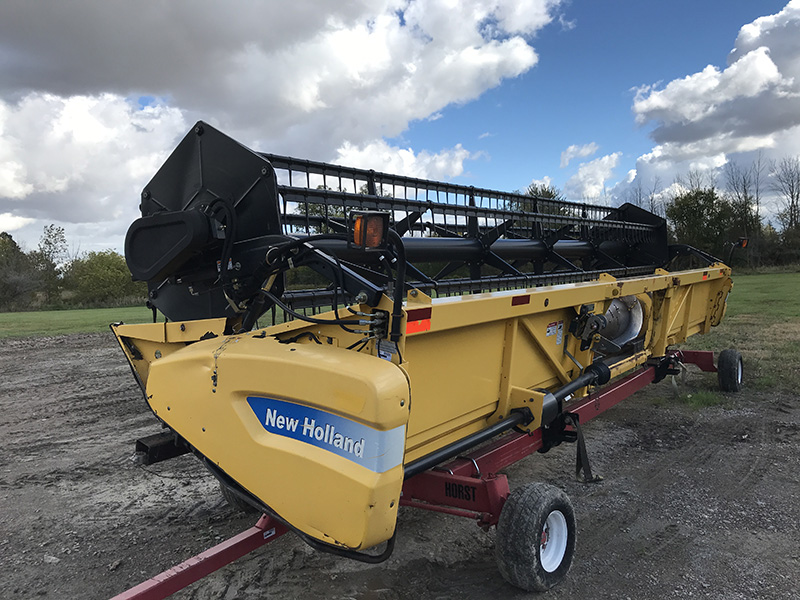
[539, 510, 568, 573]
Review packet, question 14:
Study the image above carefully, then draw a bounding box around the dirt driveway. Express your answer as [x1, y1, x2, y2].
[1, 333, 798, 599]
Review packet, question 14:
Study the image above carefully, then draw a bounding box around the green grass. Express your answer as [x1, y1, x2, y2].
[725, 272, 800, 319]
[0, 306, 154, 338]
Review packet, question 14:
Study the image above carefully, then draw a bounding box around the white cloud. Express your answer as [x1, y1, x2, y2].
[633, 47, 785, 128]
[0, 93, 186, 250]
[0, 212, 34, 232]
[0, 1, 555, 155]
[526, 175, 554, 189]
[335, 139, 472, 180]
[629, 1, 800, 193]
[0, 0, 563, 250]
[560, 142, 599, 168]
[564, 152, 621, 199]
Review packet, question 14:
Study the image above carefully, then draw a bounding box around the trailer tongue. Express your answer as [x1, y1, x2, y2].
[111, 121, 740, 596]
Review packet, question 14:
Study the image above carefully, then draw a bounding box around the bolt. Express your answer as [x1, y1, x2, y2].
[261, 166, 268, 175]
[154, 350, 162, 359]
[141, 190, 150, 200]
[180, 324, 186, 332]
[149, 290, 158, 299]
[195, 124, 204, 135]
[409, 289, 418, 298]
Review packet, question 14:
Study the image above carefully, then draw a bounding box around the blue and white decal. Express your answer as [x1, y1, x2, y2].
[247, 397, 405, 473]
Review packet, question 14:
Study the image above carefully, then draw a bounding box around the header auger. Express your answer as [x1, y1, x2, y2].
[111, 122, 740, 598]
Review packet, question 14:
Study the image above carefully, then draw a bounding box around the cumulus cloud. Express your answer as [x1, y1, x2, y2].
[335, 139, 473, 180]
[0, 1, 554, 152]
[564, 153, 621, 200]
[0, 213, 34, 233]
[0, 93, 186, 250]
[630, 1, 800, 186]
[0, 0, 562, 249]
[526, 175, 554, 190]
[560, 142, 599, 168]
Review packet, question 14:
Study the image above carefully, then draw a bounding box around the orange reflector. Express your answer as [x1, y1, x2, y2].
[406, 318, 431, 334]
[351, 212, 388, 250]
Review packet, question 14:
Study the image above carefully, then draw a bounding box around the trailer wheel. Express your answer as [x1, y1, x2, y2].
[718, 349, 743, 392]
[495, 483, 576, 591]
[220, 482, 259, 514]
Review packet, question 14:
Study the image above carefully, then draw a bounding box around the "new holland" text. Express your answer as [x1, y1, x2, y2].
[264, 408, 365, 458]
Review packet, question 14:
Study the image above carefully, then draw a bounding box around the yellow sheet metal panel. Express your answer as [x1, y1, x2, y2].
[145, 333, 410, 549]
[403, 322, 505, 439]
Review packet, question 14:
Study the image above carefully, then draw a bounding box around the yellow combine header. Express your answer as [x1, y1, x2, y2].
[111, 122, 741, 597]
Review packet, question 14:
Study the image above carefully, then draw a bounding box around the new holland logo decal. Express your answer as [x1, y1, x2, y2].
[247, 397, 405, 473]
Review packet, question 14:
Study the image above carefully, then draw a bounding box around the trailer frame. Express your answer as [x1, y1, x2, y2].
[111, 349, 717, 600]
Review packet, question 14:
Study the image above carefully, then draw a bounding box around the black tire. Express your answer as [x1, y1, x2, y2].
[495, 483, 576, 592]
[718, 349, 743, 392]
[219, 482, 259, 514]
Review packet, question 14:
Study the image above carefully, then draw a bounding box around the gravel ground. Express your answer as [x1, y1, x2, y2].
[1, 333, 798, 599]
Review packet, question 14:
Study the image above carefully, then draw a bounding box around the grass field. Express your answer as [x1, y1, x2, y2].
[0, 305, 154, 338]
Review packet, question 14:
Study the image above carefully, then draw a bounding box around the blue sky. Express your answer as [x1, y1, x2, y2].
[1, 1, 799, 253]
[395, 0, 791, 194]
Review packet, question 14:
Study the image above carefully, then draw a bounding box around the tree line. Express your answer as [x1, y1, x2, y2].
[0, 226, 146, 312]
[623, 154, 800, 267]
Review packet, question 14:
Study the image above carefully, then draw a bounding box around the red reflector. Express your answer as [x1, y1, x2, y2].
[406, 307, 432, 321]
[511, 295, 530, 306]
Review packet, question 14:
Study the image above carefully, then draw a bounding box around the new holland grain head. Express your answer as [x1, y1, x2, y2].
[112, 122, 737, 591]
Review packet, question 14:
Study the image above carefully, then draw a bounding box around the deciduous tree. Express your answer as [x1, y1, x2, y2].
[771, 156, 800, 232]
[0, 232, 38, 310]
[65, 250, 146, 306]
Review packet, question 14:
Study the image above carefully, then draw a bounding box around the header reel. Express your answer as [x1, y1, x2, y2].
[126, 122, 671, 332]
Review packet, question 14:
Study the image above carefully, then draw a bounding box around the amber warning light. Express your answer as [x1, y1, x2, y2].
[350, 211, 390, 251]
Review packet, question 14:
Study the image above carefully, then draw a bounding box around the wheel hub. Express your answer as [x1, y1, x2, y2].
[539, 510, 568, 573]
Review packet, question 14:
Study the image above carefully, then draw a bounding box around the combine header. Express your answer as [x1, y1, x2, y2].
[111, 122, 741, 597]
